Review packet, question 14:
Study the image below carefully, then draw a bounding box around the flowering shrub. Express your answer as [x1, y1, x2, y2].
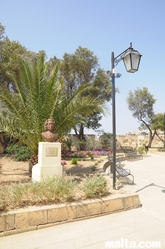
[65, 150, 112, 159]
[61, 160, 66, 166]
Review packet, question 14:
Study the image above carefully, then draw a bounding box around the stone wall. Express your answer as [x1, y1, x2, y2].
[116, 134, 164, 149]
[0, 132, 164, 154]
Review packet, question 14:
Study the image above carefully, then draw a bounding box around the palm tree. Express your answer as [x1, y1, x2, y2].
[0, 54, 105, 155]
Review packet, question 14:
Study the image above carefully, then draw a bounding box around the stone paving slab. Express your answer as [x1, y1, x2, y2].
[0, 208, 165, 249]
[123, 153, 165, 217]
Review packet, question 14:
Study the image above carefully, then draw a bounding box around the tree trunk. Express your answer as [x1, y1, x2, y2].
[74, 124, 86, 150]
[0, 133, 11, 153]
[148, 129, 156, 148]
[29, 154, 38, 176]
[140, 120, 156, 148]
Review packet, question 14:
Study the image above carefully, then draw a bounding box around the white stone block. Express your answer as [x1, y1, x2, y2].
[32, 142, 63, 182]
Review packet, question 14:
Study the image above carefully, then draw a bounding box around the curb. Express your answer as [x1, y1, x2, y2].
[0, 193, 141, 237]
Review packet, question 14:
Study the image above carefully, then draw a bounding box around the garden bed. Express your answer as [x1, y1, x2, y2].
[0, 154, 107, 186]
[0, 154, 115, 211]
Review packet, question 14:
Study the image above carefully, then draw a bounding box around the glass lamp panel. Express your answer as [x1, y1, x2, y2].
[131, 52, 141, 71]
[123, 50, 142, 73]
[123, 53, 132, 72]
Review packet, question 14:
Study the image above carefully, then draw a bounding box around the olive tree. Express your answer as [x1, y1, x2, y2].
[127, 87, 156, 147]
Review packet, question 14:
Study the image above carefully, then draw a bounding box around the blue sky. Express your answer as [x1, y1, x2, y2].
[1, 0, 165, 135]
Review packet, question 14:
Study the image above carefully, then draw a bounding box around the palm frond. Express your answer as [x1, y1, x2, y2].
[0, 54, 105, 153]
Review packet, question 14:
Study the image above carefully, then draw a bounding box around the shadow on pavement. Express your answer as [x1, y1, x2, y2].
[136, 182, 165, 193]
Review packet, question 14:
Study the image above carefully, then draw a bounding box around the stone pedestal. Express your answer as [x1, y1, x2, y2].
[32, 142, 63, 182]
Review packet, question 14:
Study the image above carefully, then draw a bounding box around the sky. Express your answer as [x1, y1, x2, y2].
[0, 0, 165, 135]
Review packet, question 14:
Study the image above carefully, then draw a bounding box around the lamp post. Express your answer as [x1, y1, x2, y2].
[111, 43, 142, 189]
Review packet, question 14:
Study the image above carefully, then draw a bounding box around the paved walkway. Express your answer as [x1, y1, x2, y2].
[0, 153, 165, 249]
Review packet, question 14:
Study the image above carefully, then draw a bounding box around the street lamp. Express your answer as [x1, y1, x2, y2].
[111, 43, 142, 189]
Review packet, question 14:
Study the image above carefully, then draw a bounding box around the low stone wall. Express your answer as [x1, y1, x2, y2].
[0, 193, 140, 237]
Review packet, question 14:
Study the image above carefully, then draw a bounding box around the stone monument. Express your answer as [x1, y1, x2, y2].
[32, 119, 63, 181]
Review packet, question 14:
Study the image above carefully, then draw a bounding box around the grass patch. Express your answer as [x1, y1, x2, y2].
[0, 174, 109, 211]
[0, 176, 76, 211]
[81, 174, 108, 198]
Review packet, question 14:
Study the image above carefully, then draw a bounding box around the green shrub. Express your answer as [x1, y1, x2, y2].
[71, 158, 78, 164]
[5, 144, 33, 161]
[137, 146, 146, 154]
[91, 165, 97, 172]
[5, 144, 18, 156]
[81, 174, 108, 198]
[0, 176, 76, 211]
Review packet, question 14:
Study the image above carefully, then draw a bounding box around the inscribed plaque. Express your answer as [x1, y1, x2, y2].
[46, 148, 58, 157]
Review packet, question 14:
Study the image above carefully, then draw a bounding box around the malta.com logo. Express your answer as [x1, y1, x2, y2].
[105, 238, 161, 248]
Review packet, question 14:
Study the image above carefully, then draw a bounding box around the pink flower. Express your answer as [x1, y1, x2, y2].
[61, 160, 66, 166]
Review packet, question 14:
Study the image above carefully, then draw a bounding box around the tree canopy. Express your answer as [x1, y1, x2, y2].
[0, 23, 45, 92]
[0, 22, 112, 151]
[151, 113, 165, 146]
[127, 87, 157, 147]
[0, 54, 105, 154]
[52, 46, 112, 148]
